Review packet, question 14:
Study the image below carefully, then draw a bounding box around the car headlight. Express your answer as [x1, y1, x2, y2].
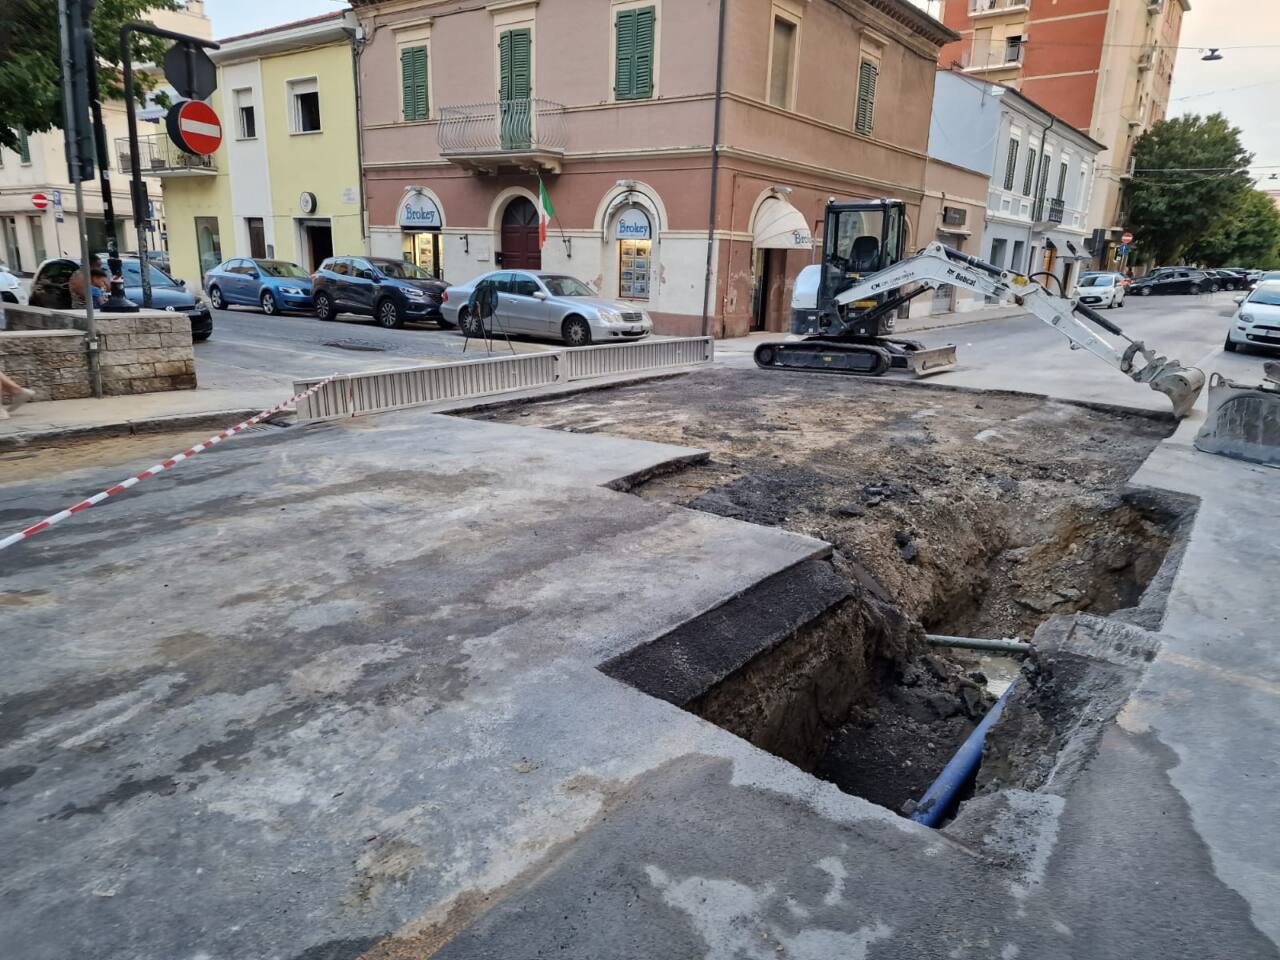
[279, 286, 304, 296]
[597, 308, 622, 324]
[404, 288, 427, 299]
[1239, 313, 1254, 324]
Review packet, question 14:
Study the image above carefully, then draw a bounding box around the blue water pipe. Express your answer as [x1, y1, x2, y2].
[909, 681, 1018, 828]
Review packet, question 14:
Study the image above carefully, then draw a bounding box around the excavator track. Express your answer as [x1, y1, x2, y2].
[753, 338, 957, 378]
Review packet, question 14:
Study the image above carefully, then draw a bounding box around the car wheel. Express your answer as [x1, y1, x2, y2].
[1190, 284, 1202, 295]
[562, 316, 592, 347]
[457, 307, 476, 337]
[1140, 286, 1152, 296]
[193, 331, 211, 343]
[376, 298, 405, 329]
[1224, 335, 1238, 353]
[1209, 283, 1220, 293]
[209, 285, 224, 310]
[260, 290, 278, 316]
[314, 292, 334, 321]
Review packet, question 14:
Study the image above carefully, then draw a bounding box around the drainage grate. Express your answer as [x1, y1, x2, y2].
[322, 339, 387, 352]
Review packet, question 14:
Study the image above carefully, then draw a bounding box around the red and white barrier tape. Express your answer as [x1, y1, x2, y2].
[0, 375, 338, 552]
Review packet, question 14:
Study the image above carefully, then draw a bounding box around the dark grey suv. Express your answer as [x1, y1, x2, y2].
[310, 256, 449, 329]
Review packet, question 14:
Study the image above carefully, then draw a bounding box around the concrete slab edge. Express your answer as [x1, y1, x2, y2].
[0, 408, 267, 452]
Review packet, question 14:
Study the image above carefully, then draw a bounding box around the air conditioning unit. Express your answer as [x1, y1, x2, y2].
[1137, 49, 1155, 71]
[1146, 0, 1163, 13]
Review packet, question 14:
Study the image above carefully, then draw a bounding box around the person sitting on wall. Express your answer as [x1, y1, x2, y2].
[69, 255, 103, 308]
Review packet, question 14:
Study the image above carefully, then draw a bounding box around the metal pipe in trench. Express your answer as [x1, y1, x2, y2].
[926, 634, 1032, 655]
[909, 682, 1018, 828]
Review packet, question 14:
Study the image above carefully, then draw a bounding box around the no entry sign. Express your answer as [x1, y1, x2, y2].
[166, 100, 223, 156]
[31, 193, 50, 210]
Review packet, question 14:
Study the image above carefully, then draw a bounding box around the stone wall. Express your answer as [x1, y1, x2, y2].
[0, 331, 92, 401]
[2, 305, 197, 397]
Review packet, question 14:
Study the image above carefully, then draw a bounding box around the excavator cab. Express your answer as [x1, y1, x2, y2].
[793, 199, 908, 337]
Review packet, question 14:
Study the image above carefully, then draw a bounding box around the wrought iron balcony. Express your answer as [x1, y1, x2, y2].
[115, 134, 216, 176]
[967, 0, 1030, 16]
[1033, 196, 1065, 225]
[436, 99, 567, 174]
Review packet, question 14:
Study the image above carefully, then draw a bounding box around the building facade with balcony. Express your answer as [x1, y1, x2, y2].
[929, 70, 1103, 292]
[936, 0, 1189, 271]
[157, 12, 364, 289]
[0, 1, 211, 275]
[353, 0, 957, 337]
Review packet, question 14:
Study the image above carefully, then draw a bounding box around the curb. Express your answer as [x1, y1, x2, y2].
[0, 408, 271, 452]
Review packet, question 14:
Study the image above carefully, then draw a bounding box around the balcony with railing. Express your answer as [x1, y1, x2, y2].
[115, 134, 216, 177]
[968, 0, 1030, 17]
[1033, 196, 1066, 225]
[961, 38, 1024, 74]
[436, 99, 567, 174]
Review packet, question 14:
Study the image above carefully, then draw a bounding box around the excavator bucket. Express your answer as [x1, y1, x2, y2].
[1193, 365, 1280, 467]
[1145, 362, 1206, 420]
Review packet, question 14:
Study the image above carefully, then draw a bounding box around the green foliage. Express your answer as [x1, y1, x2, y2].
[0, 0, 178, 151]
[1185, 190, 1280, 268]
[1124, 114, 1254, 265]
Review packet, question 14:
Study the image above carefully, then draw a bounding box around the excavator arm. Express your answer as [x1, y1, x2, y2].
[829, 242, 1206, 418]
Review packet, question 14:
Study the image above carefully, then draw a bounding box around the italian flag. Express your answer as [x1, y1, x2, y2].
[538, 177, 554, 248]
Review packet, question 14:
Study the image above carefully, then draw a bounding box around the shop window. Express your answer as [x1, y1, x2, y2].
[614, 207, 652, 300]
[288, 78, 321, 134]
[402, 232, 442, 279]
[768, 16, 796, 109]
[401, 45, 429, 121]
[855, 58, 878, 135]
[614, 6, 655, 101]
[195, 216, 222, 275]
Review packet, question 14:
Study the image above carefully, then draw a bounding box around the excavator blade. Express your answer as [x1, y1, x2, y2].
[1193, 370, 1280, 467]
[1146, 362, 1206, 420]
[904, 343, 958, 377]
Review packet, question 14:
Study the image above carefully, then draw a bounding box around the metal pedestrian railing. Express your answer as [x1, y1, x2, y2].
[294, 337, 715, 423]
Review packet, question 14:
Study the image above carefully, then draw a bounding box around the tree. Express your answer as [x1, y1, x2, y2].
[0, 0, 178, 151]
[1185, 189, 1280, 267]
[1123, 114, 1254, 265]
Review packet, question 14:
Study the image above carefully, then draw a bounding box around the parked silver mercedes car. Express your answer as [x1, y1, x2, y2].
[440, 270, 652, 346]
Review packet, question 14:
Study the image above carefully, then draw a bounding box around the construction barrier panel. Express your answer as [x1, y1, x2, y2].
[293, 337, 714, 423]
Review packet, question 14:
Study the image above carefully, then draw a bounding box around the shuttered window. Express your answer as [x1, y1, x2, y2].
[499, 29, 532, 102]
[1057, 160, 1068, 200]
[1023, 148, 1037, 196]
[400, 46, 429, 121]
[1003, 138, 1019, 191]
[855, 59, 878, 135]
[615, 7, 656, 100]
[17, 128, 31, 164]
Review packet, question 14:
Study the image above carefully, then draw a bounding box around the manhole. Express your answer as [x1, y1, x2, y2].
[322, 339, 386, 352]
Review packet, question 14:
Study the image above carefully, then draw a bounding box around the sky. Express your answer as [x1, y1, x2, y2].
[208, 0, 1280, 185]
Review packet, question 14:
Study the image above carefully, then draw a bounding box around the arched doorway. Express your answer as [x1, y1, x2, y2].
[500, 197, 541, 270]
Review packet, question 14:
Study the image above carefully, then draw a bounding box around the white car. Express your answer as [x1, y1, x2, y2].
[1073, 272, 1125, 309]
[0, 261, 29, 326]
[1225, 281, 1280, 353]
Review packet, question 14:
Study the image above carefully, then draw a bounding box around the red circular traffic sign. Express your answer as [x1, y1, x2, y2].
[1121, 231, 1134, 245]
[166, 100, 222, 156]
[31, 193, 50, 210]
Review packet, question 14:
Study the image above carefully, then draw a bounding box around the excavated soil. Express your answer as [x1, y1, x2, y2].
[475, 368, 1182, 813]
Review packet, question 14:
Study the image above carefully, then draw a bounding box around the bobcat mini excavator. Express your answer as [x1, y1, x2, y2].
[754, 199, 1206, 419]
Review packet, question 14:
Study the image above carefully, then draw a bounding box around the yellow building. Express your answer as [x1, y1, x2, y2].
[158, 12, 363, 289]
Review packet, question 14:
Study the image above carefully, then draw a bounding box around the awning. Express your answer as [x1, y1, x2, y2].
[753, 197, 814, 250]
[1066, 241, 1079, 257]
[1044, 237, 1057, 251]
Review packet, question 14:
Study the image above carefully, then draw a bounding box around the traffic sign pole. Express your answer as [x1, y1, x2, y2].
[120, 21, 220, 307]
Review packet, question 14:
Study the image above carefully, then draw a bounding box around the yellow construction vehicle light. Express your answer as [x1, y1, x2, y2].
[853, 300, 878, 308]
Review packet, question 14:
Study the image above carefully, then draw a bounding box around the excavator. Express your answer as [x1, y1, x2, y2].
[754, 199, 1205, 419]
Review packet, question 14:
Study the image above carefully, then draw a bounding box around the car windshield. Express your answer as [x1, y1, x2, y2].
[120, 260, 179, 288]
[541, 276, 595, 297]
[1248, 289, 1280, 306]
[1079, 275, 1113, 287]
[257, 260, 308, 278]
[373, 259, 435, 280]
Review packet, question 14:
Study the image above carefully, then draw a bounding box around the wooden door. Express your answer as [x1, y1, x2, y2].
[500, 198, 541, 270]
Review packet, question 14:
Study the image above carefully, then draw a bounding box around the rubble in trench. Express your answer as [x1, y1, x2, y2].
[477, 369, 1191, 816]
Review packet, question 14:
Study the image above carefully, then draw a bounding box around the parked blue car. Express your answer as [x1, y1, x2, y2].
[203, 258, 313, 315]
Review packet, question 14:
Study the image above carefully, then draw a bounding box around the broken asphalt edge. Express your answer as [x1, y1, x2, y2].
[0, 408, 268, 453]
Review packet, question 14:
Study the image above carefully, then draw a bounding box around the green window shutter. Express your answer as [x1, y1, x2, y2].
[615, 9, 636, 99]
[1056, 160, 1068, 200]
[855, 60, 877, 135]
[17, 128, 30, 164]
[401, 47, 429, 121]
[1003, 139, 1018, 191]
[509, 29, 531, 100]
[633, 7, 655, 98]
[499, 31, 512, 101]
[1023, 149, 1036, 196]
